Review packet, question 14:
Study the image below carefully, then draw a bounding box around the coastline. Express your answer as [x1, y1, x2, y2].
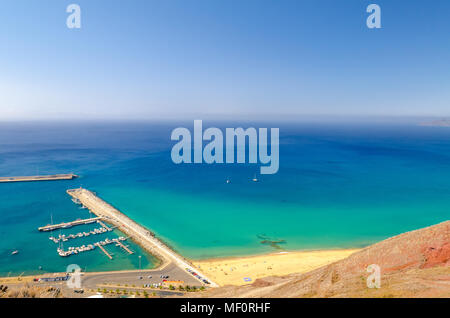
[1, 188, 362, 286]
[192, 248, 360, 286]
[0, 248, 360, 286]
[2, 187, 365, 285]
[67, 188, 219, 287]
[67, 189, 362, 287]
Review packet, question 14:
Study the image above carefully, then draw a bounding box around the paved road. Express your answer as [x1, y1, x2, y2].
[12, 262, 200, 298]
[82, 262, 201, 289]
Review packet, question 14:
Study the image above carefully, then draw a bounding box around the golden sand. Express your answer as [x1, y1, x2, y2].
[193, 249, 360, 286]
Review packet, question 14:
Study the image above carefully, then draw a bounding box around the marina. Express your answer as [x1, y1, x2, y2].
[39, 211, 130, 261]
[48, 224, 114, 244]
[57, 237, 127, 258]
[0, 173, 78, 183]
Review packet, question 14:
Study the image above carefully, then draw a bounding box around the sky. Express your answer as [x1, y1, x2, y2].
[0, 0, 449, 120]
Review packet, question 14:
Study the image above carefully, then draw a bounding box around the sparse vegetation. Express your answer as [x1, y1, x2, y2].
[0, 284, 61, 298]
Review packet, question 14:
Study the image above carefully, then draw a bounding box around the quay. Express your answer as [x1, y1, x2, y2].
[66, 187, 218, 287]
[114, 238, 134, 255]
[38, 217, 101, 232]
[0, 173, 78, 183]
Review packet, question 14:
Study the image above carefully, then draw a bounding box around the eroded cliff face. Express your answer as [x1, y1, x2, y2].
[198, 221, 450, 298]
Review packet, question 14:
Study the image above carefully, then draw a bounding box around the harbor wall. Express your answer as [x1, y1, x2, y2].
[0, 174, 78, 183]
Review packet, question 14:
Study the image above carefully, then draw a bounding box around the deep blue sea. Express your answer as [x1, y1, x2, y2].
[0, 119, 449, 276]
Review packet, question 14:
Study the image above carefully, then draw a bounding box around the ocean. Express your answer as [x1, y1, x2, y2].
[0, 119, 449, 276]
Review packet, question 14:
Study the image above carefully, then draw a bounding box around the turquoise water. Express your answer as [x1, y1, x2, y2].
[0, 120, 449, 275]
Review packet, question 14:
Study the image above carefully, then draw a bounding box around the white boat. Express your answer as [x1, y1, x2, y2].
[11, 250, 19, 255]
[252, 174, 258, 182]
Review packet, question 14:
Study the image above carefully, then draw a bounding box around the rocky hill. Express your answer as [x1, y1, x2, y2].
[199, 221, 450, 298]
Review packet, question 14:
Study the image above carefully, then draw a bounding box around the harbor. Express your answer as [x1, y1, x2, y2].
[0, 173, 78, 183]
[66, 187, 218, 287]
[38, 211, 133, 260]
[38, 217, 101, 232]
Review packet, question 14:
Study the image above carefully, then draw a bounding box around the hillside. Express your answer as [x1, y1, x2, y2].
[198, 221, 450, 298]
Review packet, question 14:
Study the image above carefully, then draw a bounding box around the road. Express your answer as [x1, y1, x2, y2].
[82, 263, 200, 289]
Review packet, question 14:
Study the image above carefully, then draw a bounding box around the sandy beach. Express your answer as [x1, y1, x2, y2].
[193, 249, 360, 286]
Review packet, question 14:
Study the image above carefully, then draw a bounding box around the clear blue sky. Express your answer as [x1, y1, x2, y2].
[0, 0, 449, 120]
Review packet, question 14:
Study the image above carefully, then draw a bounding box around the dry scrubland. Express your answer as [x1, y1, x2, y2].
[0, 284, 62, 298]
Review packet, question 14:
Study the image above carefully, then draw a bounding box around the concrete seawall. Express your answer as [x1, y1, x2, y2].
[0, 174, 78, 183]
[67, 187, 218, 287]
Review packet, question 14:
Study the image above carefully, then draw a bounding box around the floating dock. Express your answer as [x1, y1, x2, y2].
[114, 238, 134, 254]
[96, 243, 113, 260]
[0, 174, 78, 183]
[38, 217, 101, 232]
[97, 220, 112, 231]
